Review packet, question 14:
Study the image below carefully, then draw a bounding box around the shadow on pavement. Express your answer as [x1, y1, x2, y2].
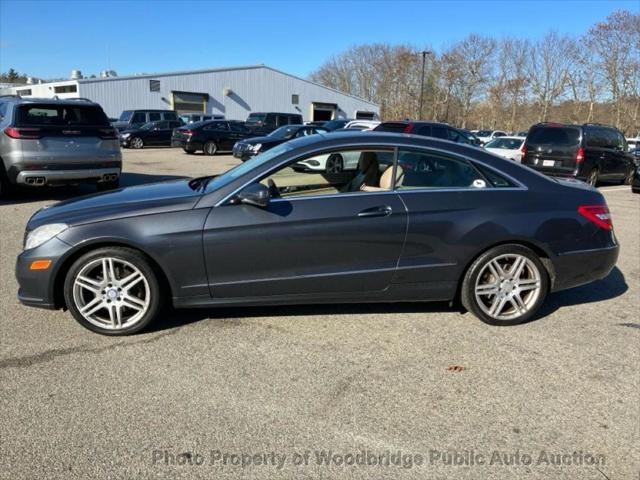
[148, 267, 629, 333]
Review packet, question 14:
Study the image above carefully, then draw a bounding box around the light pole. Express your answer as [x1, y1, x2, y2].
[418, 50, 432, 120]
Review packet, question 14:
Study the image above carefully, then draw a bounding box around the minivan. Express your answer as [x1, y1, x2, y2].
[113, 109, 180, 131]
[245, 112, 303, 135]
[521, 123, 635, 186]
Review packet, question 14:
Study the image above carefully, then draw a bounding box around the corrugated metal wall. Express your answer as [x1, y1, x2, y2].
[78, 66, 379, 121]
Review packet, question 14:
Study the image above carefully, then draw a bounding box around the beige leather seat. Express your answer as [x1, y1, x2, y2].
[379, 166, 403, 189]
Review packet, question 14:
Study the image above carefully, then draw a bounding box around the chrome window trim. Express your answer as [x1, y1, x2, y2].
[215, 141, 528, 207]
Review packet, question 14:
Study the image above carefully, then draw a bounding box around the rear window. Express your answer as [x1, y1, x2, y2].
[374, 122, 409, 133]
[527, 127, 580, 146]
[17, 105, 109, 126]
[246, 113, 266, 125]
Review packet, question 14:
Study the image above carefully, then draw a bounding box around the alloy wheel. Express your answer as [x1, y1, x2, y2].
[474, 254, 542, 321]
[72, 257, 151, 330]
[326, 154, 344, 174]
[204, 142, 217, 155]
[586, 169, 599, 186]
[131, 137, 144, 149]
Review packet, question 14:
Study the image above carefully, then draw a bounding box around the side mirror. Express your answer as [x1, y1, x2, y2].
[236, 183, 270, 208]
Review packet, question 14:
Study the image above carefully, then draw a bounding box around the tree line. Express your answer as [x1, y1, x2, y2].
[310, 10, 640, 135]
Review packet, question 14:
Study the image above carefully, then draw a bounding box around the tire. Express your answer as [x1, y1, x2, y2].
[97, 179, 120, 191]
[586, 168, 599, 187]
[63, 247, 163, 335]
[461, 244, 549, 326]
[622, 166, 634, 185]
[130, 137, 144, 149]
[183, 148, 196, 154]
[326, 154, 344, 174]
[0, 163, 11, 199]
[203, 141, 218, 156]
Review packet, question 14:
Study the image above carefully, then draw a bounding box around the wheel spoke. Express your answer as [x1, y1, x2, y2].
[489, 260, 505, 279]
[108, 304, 121, 328]
[518, 278, 540, 291]
[511, 293, 527, 313]
[476, 283, 499, 295]
[489, 295, 508, 316]
[76, 275, 102, 294]
[510, 257, 526, 279]
[80, 296, 104, 316]
[121, 294, 145, 311]
[120, 271, 143, 290]
[102, 258, 116, 282]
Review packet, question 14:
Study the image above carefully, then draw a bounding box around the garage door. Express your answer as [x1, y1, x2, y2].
[172, 91, 208, 113]
[311, 102, 337, 122]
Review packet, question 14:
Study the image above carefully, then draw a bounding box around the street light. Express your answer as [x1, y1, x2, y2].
[418, 50, 433, 120]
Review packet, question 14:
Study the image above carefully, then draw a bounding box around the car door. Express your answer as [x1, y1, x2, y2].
[391, 147, 518, 298]
[147, 121, 168, 145]
[608, 129, 631, 178]
[228, 122, 248, 147]
[202, 148, 407, 298]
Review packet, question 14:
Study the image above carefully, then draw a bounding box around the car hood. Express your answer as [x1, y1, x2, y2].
[240, 136, 282, 145]
[27, 179, 204, 230]
[119, 128, 143, 135]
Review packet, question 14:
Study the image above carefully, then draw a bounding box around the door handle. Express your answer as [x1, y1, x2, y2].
[357, 206, 393, 218]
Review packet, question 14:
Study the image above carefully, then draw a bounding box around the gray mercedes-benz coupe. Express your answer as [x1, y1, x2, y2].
[16, 132, 619, 335]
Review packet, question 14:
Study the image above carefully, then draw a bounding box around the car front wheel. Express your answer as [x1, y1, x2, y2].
[203, 141, 218, 156]
[461, 244, 549, 326]
[130, 137, 144, 149]
[63, 247, 162, 335]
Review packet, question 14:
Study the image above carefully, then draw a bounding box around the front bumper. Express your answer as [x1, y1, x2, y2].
[16, 237, 73, 309]
[232, 146, 256, 161]
[551, 244, 619, 292]
[15, 168, 121, 187]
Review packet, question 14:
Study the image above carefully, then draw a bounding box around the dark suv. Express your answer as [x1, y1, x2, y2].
[113, 109, 179, 131]
[245, 112, 303, 135]
[521, 123, 634, 186]
[0, 96, 121, 196]
[171, 120, 252, 155]
[373, 121, 482, 146]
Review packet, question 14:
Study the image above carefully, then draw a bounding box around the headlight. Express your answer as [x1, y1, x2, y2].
[251, 143, 262, 152]
[24, 223, 68, 250]
[120, 133, 131, 139]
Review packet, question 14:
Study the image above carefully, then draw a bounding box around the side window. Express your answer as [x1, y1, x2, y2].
[148, 112, 161, 122]
[277, 115, 289, 126]
[131, 112, 147, 124]
[230, 123, 247, 133]
[494, 132, 506, 138]
[395, 149, 487, 189]
[163, 112, 178, 121]
[156, 121, 169, 129]
[447, 128, 464, 143]
[0, 102, 7, 119]
[432, 126, 448, 139]
[260, 149, 394, 198]
[264, 114, 277, 128]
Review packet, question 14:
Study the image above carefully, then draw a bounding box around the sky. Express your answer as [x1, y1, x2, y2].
[0, 0, 637, 80]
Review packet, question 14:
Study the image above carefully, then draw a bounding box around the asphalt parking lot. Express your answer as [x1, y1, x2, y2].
[1, 148, 638, 480]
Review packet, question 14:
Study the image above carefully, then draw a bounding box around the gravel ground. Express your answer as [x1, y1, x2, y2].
[1, 148, 638, 479]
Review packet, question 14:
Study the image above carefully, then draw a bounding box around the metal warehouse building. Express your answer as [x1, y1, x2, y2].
[1, 65, 379, 122]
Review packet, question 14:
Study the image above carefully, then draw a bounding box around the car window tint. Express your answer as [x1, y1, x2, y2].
[417, 125, 432, 136]
[230, 123, 248, 133]
[395, 149, 486, 189]
[156, 121, 169, 129]
[148, 112, 161, 122]
[473, 164, 515, 188]
[162, 112, 178, 121]
[261, 149, 394, 198]
[528, 127, 580, 146]
[131, 112, 147, 124]
[432, 126, 448, 139]
[374, 122, 408, 133]
[17, 105, 109, 126]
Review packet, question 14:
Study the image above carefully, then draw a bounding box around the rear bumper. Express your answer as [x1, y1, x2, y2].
[172, 139, 202, 150]
[551, 245, 619, 292]
[15, 168, 121, 186]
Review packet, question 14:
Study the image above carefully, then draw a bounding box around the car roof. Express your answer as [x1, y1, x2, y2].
[0, 96, 98, 106]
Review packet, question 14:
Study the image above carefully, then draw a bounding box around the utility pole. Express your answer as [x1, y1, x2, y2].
[418, 50, 432, 120]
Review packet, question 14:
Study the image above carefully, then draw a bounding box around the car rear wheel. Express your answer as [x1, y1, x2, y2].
[203, 141, 218, 156]
[130, 137, 144, 149]
[0, 164, 11, 199]
[622, 166, 634, 185]
[63, 247, 162, 335]
[461, 244, 549, 326]
[326, 154, 344, 174]
[97, 179, 120, 191]
[586, 168, 599, 186]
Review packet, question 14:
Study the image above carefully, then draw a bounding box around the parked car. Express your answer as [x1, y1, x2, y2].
[171, 120, 253, 155]
[120, 120, 184, 149]
[245, 112, 303, 135]
[374, 121, 480, 146]
[483, 136, 526, 162]
[233, 124, 328, 161]
[179, 113, 225, 124]
[345, 120, 381, 130]
[476, 130, 508, 144]
[319, 119, 353, 131]
[0, 96, 121, 196]
[626, 137, 639, 152]
[112, 109, 179, 131]
[16, 131, 619, 335]
[515, 130, 529, 137]
[521, 123, 635, 186]
[632, 158, 640, 194]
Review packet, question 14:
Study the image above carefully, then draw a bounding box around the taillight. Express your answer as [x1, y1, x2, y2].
[575, 147, 585, 165]
[403, 124, 414, 134]
[520, 144, 527, 159]
[578, 205, 612, 231]
[98, 128, 118, 140]
[181, 130, 194, 136]
[4, 127, 42, 139]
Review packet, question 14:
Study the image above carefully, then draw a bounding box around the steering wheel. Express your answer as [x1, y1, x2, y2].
[267, 178, 280, 198]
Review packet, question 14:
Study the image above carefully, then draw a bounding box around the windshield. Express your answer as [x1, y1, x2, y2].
[268, 125, 298, 139]
[195, 142, 296, 194]
[119, 111, 133, 122]
[477, 130, 492, 137]
[486, 138, 523, 149]
[246, 113, 266, 126]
